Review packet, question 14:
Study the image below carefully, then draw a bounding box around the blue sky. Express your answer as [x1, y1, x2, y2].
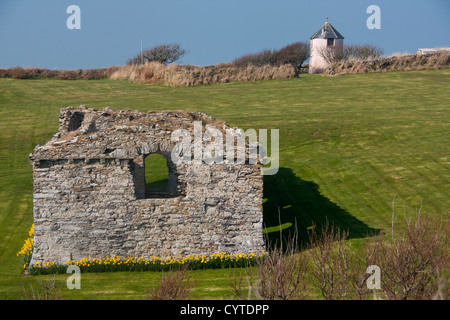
[0, 0, 449, 69]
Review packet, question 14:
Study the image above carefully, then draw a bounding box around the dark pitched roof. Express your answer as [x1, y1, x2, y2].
[310, 21, 344, 40]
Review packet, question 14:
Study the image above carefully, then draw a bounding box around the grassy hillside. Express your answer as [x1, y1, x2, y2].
[0, 69, 448, 299]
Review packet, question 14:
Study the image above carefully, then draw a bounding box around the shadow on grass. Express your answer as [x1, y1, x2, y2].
[146, 179, 168, 190]
[263, 167, 380, 250]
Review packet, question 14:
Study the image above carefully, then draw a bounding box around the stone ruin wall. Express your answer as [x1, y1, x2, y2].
[29, 106, 264, 264]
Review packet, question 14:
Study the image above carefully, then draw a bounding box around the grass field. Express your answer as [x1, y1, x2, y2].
[0, 69, 449, 299]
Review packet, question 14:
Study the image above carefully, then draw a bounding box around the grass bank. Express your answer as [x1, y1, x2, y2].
[0, 69, 448, 299]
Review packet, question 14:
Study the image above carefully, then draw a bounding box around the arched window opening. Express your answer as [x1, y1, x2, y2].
[144, 153, 169, 194]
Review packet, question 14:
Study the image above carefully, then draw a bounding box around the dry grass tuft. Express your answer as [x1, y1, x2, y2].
[0, 66, 120, 80]
[109, 62, 296, 86]
[324, 51, 450, 75]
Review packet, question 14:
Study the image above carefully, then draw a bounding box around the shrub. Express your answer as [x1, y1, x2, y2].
[232, 49, 278, 67]
[307, 220, 369, 300]
[232, 42, 309, 76]
[127, 43, 187, 66]
[147, 264, 197, 300]
[10, 66, 29, 79]
[275, 42, 310, 75]
[0, 67, 112, 80]
[228, 208, 448, 300]
[317, 44, 384, 66]
[230, 240, 308, 300]
[23, 275, 62, 300]
[365, 209, 448, 300]
[344, 44, 383, 61]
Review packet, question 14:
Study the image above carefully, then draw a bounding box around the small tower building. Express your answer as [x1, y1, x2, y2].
[309, 19, 344, 74]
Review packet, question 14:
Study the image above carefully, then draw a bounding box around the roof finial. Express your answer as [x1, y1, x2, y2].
[326, 16, 329, 22]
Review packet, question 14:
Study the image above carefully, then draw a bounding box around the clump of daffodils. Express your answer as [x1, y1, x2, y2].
[27, 251, 266, 275]
[18, 224, 266, 275]
[17, 224, 34, 269]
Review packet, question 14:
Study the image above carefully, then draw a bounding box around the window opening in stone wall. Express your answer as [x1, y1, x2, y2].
[68, 111, 85, 131]
[144, 153, 169, 196]
[327, 38, 334, 47]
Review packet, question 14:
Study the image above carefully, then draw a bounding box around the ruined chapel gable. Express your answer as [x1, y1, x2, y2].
[29, 106, 264, 264]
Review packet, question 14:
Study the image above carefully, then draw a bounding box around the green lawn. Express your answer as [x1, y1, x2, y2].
[0, 69, 448, 299]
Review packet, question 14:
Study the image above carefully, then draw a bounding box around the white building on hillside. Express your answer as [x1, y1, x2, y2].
[417, 47, 450, 55]
[309, 19, 344, 74]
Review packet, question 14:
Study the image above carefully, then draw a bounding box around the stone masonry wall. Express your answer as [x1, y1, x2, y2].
[29, 106, 264, 264]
